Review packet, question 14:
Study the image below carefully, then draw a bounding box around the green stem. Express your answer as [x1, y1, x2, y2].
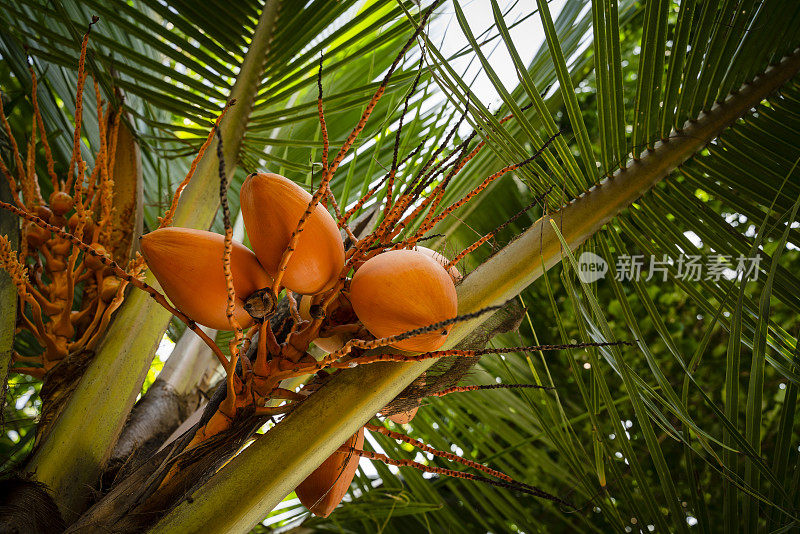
[149, 47, 800, 534]
[24, 1, 282, 519]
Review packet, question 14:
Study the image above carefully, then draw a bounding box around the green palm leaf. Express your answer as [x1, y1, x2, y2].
[2, 1, 800, 532]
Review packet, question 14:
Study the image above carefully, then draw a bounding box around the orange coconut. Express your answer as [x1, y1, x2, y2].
[296, 427, 365, 517]
[240, 173, 344, 295]
[140, 227, 271, 330]
[349, 249, 457, 352]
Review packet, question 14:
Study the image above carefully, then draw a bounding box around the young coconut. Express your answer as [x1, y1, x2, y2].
[140, 227, 271, 330]
[295, 427, 365, 517]
[240, 172, 344, 295]
[349, 249, 457, 352]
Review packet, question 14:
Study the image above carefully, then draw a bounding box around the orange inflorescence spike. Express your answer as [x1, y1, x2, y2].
[0, 95, 26, 189]
[336, 341, 630, 369]
[0, 200, 230, 370]
[23, 113, 38, 209]
[313, 304, 503, 369]
[0, 236, 29, 297]
[365, 423, 514, 482]
[29, 65, 58, 188]
[428, 383, 554, 397]
[346, 446, 572, 506]
[0, 157, 23, 210]
[338, 137, 428, 229]
[84, 78, 108, 215]
[317, 54, 329, 175]
[412, 131, 562, 242]
[98, 109, 120, 245]
[326, 189, 358, 243]
[382, 69, 422, 219]
[65, 16, 98, 193]
[339, 178, 384, 225]
[93, 80, 114, 242]
[317, 0, 439, 185]
[216, 130, 243, 417]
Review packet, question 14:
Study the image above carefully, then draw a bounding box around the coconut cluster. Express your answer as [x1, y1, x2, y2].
[141, 172, 459, 353]
[140, 172, 463, 516]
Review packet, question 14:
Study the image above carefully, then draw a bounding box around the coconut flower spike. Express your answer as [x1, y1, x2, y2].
[338, 170, 397, 226]
[346, 446, 574, 507]
[365, 423, 518, 482]
[413, 130, 563, 241]
[64, 16, 99, 193]
[314, 57, 357, 244]
[317, 53, 329, 176]
[29, 63, 58, 190]
[428, 383, 556, 396]
[0, 103, 29, 212]
[383, 116, 555, 250]
[333, 341, 633, 368]
[0, 235, 30, 302]
[382, 65, 423, 218]
[336, 135, 428, 229]
[0, 200, 230, 370]
[216, 129, 244, 417]
[308, 304, 505, 370]
[0, 93, 26, 191]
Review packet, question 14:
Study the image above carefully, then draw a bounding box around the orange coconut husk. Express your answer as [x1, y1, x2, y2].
[240, 173, 344, 295]
[349, 249, 457, 352]
[140, 227, 271, 330]
[296, 427, 365, 517]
